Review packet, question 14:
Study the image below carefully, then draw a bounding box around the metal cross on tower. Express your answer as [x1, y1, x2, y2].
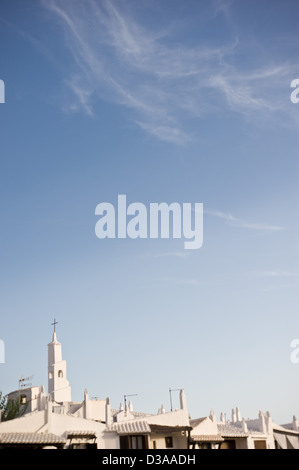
[51, 318, 58, 334]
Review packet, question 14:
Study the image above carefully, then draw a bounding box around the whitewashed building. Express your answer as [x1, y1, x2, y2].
[0, 327, 298, 449]
[189, 407, 299, 449]
[0, 327, 191, 449]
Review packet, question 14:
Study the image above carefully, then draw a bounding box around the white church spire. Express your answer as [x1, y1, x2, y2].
[48, 319, 71, 402]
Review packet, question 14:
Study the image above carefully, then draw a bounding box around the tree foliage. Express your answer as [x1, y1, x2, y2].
[0, 391, 28, 421]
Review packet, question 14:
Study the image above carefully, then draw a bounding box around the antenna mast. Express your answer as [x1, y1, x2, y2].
[123, 393, 138, 413]
[18, 375, 34, 409]
[169, 387, 180, 412]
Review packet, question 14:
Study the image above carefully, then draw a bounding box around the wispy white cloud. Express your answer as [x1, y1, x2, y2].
[212, 0, 235, 18]
[206, 209, 286, 231]
[64, 77, 95, 116]
[207, 63, 295, 119]
[257, 270, 299, 278]
[43, 0, 298, 143]
[135, 121, 193, 145]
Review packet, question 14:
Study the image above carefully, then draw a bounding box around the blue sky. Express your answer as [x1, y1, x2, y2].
[0, 0, 298, 424]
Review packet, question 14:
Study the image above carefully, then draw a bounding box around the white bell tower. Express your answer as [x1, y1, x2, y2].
[48, 319, 71, 402]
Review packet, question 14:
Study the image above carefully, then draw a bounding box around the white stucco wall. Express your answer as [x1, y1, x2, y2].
[86, 399, 107, 422]
[49, 413, 107, 447]
[146, 409, 189, 427]
[190, 417, 218, 437]
[0, 410, 46, 432]
[7, 386, 40, 414]
[150, 433, 188, 449]
[102, 432, 120, 449]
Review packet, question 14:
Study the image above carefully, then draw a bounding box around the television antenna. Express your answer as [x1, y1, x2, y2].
[19, 375, 34, 389]
[169, 387, 180, 412]
[18, 375, 34, 409]
[123, 394, 138, 411]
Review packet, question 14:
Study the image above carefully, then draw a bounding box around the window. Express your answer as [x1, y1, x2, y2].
[165, 436, 173, 448]
[49, 371, 53, 379]
[254, 440, 267, 449]
[70, 443, 97, 449]
[119, 435, 147, 449]
[220, 440, 236, 449]
[198, 442, 211, 449]
[20, 395, 27, 404]
[58, 370, 63, 378]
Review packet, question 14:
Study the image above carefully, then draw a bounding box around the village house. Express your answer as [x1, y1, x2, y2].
[0, 326, 298, 449]
[189, 408, 299, 449]
[0, 327, 191, 449]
